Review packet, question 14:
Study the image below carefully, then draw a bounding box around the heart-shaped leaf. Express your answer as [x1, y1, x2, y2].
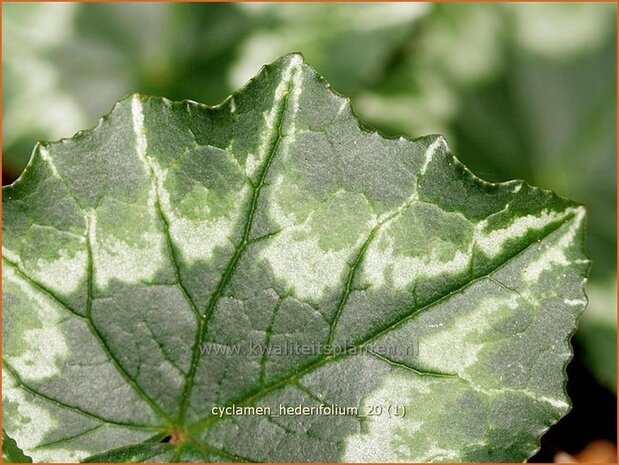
[2, 54, 588, 462]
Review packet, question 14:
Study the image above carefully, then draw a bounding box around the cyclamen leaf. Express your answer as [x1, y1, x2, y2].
[2, 54, 588, 462]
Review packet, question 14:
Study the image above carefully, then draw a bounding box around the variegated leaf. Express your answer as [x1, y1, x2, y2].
[2, 54, 588, 463]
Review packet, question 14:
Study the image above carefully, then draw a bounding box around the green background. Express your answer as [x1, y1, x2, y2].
[2, 2, 616, 461]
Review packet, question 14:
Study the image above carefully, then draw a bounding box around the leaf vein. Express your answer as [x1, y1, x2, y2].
[187, 213, 575, 434]
[178, 58, 301, 424]
[3, 361, 157, 430]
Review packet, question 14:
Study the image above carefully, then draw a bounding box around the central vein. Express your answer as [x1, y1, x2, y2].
[177, 58, 301, 425]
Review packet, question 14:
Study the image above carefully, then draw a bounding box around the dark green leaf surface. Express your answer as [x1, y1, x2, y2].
[2, 54, 588, 462]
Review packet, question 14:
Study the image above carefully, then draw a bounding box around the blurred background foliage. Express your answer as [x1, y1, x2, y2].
[2, 2, 616, 461]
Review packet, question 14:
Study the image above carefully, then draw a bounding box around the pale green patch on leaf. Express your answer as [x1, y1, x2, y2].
[2, 54, 588, 463]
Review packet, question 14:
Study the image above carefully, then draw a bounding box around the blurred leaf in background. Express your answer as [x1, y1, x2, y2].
[579, 279, 617, 393]
[2, 430, 32, 463]
[2, 1, 616, 454]
[228, 2, 430, 95]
